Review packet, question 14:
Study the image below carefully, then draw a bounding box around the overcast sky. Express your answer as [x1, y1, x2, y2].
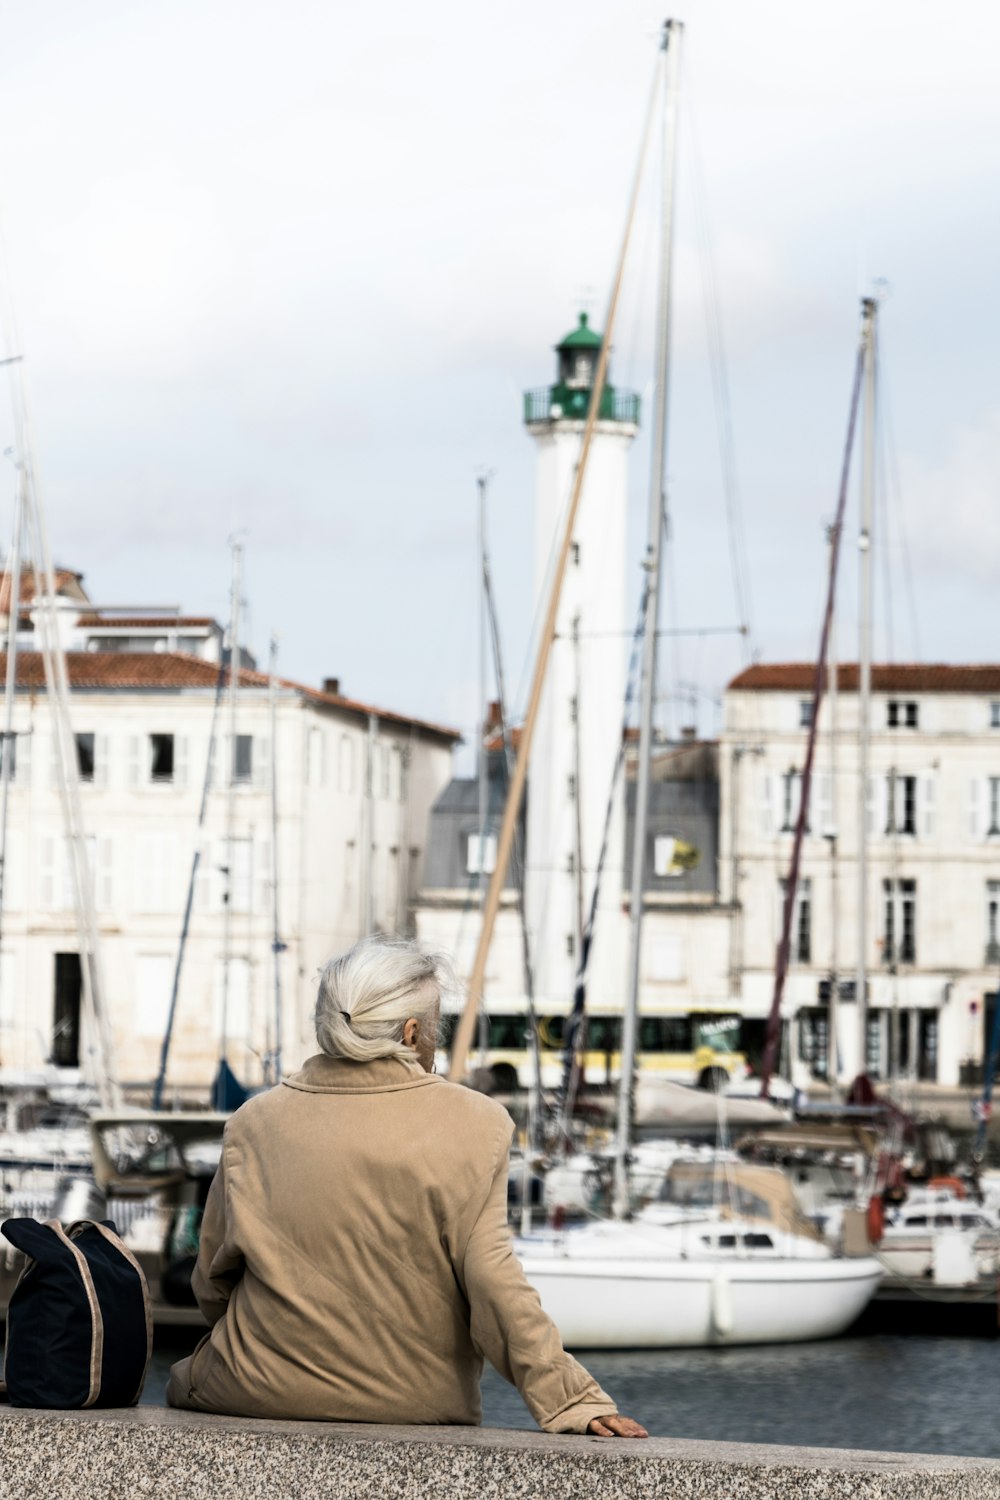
[0, 0, 996, 756]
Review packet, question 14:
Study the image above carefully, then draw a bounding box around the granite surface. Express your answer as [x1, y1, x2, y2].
[1, 1405, 1000, 1500]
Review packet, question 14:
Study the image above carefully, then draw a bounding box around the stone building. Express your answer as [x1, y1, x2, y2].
[0, 568, 458, 1096]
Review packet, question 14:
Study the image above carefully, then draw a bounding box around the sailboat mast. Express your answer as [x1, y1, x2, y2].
[826, 536, 840, 1097]
[612, 18, 683, 1220]
[855, 297, 877, 1080]
[477, 474, 488, 913]
[220, 536, 243, 1066]
[268, 632, 283, 1083]
[0, 461, 25, 961]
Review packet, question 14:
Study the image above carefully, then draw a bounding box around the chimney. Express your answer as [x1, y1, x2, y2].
[323, 677, 341, 696]
[484, 699, 502, 736]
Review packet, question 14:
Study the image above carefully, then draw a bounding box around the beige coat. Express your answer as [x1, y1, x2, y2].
[167, 1054, 617, 1432]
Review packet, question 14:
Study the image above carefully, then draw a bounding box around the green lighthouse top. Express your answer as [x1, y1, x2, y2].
[556, 311, 603, 352]
[523, 311, 640, 427]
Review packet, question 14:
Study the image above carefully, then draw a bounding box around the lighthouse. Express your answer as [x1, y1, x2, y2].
[523, 313, 640, 1009]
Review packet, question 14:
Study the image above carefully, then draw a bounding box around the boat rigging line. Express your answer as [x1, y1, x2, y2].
[758, 298, 872, 1100]
[152, 606, 229, 1110]
[447, 32, 665, 1083]
[478, 471, 543, 1121]
[613, 18, 684, 1220]
[684, 51, 756, 665]
[558, 573, 650, 1140]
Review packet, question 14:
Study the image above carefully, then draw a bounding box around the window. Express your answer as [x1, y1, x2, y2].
[75, 733, 95, 783]
[567, 773, 576, 799]
[779, 877, 812, 963]
[883, 879, 917, 965]
[571, 542, 581, 566]
[987, 881, 1000, 964]
[866, 1011, 886, 1078]
[232, 734, 252, 784]
[798, 1008, 829, 1077]
[780, 770, 809, 833]
[149, 733, 174, 782]
[799, 700, 814, 728]
[886, 773, 917, 836]
[990, 778, 1000, 836]
[466, 832, 497, 876]
[0, 733, 16, 783]
[887, 699, 918, 728]
[992, 702, 1000, 730]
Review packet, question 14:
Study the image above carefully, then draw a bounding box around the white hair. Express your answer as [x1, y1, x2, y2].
[315, 936, 452, 1064]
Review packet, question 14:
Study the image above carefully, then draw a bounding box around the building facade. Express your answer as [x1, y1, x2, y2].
[724, 663, 1000, 1091]
[0, 571, 458, 1096]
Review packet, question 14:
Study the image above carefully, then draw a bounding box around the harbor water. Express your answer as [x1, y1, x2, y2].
[143, 1333, 1000, 1458]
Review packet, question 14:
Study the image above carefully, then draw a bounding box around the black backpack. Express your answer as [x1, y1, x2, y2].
[1, 1217, 152, 1408]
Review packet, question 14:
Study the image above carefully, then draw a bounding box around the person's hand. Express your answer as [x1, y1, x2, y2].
[587, 1414, 648, 1438]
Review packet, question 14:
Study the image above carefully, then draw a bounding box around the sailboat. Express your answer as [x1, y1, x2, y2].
[441, 20, 883, 1346]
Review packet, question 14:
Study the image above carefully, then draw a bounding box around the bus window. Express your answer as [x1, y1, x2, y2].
[638, 1015, 692, 1052]
[587, 1016, 623, 1053]
[489, 1015, 529, 1049]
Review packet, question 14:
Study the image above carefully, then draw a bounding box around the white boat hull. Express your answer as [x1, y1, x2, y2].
[517, 1251, 882, 1348]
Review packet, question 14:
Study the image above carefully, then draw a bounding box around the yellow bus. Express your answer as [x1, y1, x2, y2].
[440, 1010, 748, 1094]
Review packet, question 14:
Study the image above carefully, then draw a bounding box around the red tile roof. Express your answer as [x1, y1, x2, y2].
[0, 567, 86, 614]
[728, 663, 1000, 694]
[0, 652, 460, 740]
[77, 615, 218, 629]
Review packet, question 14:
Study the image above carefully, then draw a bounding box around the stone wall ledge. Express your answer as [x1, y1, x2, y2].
[1, 1404, 999, 1500]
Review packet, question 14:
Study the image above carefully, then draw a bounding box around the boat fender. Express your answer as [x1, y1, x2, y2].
[710, 1273, 733, 1339]
[866, 1195, 885, 1246]
[928, 1175, 966, 1199]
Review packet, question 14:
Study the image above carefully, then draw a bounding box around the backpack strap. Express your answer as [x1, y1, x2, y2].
[87, 1221, 154, 1404]
[44, 1221, 103, 1408]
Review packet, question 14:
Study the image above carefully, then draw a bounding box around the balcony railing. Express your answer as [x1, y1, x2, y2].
[523, 386, 641, 426]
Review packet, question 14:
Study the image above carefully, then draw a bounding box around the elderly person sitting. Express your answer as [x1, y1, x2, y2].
[167, 938, 645, 1437]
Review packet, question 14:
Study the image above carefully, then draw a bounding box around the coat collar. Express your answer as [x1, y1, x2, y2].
[282, 1053, 440, 1095]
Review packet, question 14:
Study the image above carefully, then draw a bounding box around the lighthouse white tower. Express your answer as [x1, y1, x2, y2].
[523, 314, 639, 1009]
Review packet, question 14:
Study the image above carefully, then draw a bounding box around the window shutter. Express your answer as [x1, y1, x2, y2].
[16, 730, 31, 789]
[866, 776, 878, 837]
[0, 949, 15, 1030]
[61, 838, 79, 911]
[128, 736, 142, 787]
[96, 734, 110, 789]
[39, 835, 55, 911]
[175, 736, 189, 789]
[257, 840, 271, 912]
[136, 833, 154, 911]
[255, 734, 271, 790]
[49, 734, 60, 788]
[920, 775, 936, 840]
[760, 772, 775, 836]
[969, 778, 983, 840]
[2, 829, 20, 911]
[99, 836, 113, 909]
[816, 774, 832, 837]
[193, 838, 212, 911]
